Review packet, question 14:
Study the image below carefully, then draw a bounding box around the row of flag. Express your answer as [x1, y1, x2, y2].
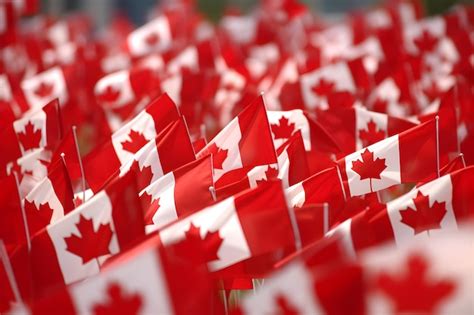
[0, 0, 473, 314]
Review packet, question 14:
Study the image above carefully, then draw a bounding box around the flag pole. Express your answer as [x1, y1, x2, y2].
[323, 202, 329, 234]
[72, 126, 86, 202]
[335, 164, 348, 201]
[460, 153, 466, 168]
[435, 116, 440, 178]
[0, 241, 23, 304]
[13, 172, 31, 252]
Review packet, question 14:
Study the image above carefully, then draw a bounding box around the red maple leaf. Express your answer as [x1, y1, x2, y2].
[351, 148, 387, 192]
[414, 30, 438, 52]
[97, 85, 120, 103]
[121, 130, 149, 154]
[93, 282, 142, 315]
[376, 254, 455, 313]
[24, 200, 53, 236]
[271, 117, 296, 140]
[17, 121, 42, 151]
[34, 81, 54, 98]
[359, 120, 386, 147]
[145, 33, 160, 47]
[399, 191, 447, 235]
[143, 193, 160, 225]
[311, 78, 335, 97]
[173, 223, 223, 264]
[275, 294, 299, 315]
[256, 166, 279, 186]
[130, 159, 154, 190]
[64, 215, 114, 264]
[204, 143, 228, 170]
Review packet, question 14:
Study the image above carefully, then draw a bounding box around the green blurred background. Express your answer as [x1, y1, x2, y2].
[40, 0, 473, 27]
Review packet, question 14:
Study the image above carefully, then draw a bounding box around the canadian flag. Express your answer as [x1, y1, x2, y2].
[403, 16, 446, 55]
[197, 95, 277, 184]
[285, 166, 347, 226]
[83, 93, 181, 192]
[337, 119, 438, 197]
[6, 148, 51, 198]
[118, 118, 196, 193]
[21, 67, 68, 110]
[11, 173, 145, 297]
[0, 99, 62, 173]
[0, 176, 25, 255]
[126, 16, 172, 58]
[237, 259, 364, 315]
[316, 106, 417, 154]
[215, 130, 310, 199]
[94, 66, 162, 131]
[13, 99, 62, 154]
[23, 159, 75, 237]
[280, 62, 357, 110]
[30, 235, 216, 315]
[361, 226, 474, 314]
[142, 155, 215, 232]
[329, 166, 474, 257]
[159, 181, 296, 271]
[267, 109, 340, 153]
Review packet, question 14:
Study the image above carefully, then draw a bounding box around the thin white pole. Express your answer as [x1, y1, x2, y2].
[435, 116, 440, 178]
[72, 126, 86, 202]
[335, 165, 348, 201]
[323, 202, 329, 234]
[460, 153, 466, 168]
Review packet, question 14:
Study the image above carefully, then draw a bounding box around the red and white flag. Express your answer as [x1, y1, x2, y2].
[0, 99, 62, 173]
[286, 166, 347, 226]
[159, 181, 296, 271]
[267, 109, 340, 153]
[31, 235, 216, 315]
[142, 155, 215, 231]
[21, 67, 68, 110]
[23, 159, 75, 237]
[83, 93, 181, 192]
[329, 166, 474, 257]
[215, 130, 310, 199]
[11, 173, 145, 296]
[337, 120, 438, 197]
[361, 226, 474, 314]
[237, 257, 364, 315]
[279, 62, 357, 110]
[6, 148, 51, 198]
[316, 106, 417, 154]
[126, 16, 172, 58]
[119, 118, 196, 192]
[197, 95, 277, 184]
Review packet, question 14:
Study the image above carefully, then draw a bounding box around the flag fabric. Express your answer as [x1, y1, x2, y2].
[328, 166, 474, 257]
[23, 159, 75, 237]
[337, 120, 438, 197]
[1, 0, 474, 313]
[11, 173, 145, 298]
[159, 181, 296, 271]
[83, 93, 183, 192]
[142, 155, 215, 231]
[197, 95, 278, 185]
